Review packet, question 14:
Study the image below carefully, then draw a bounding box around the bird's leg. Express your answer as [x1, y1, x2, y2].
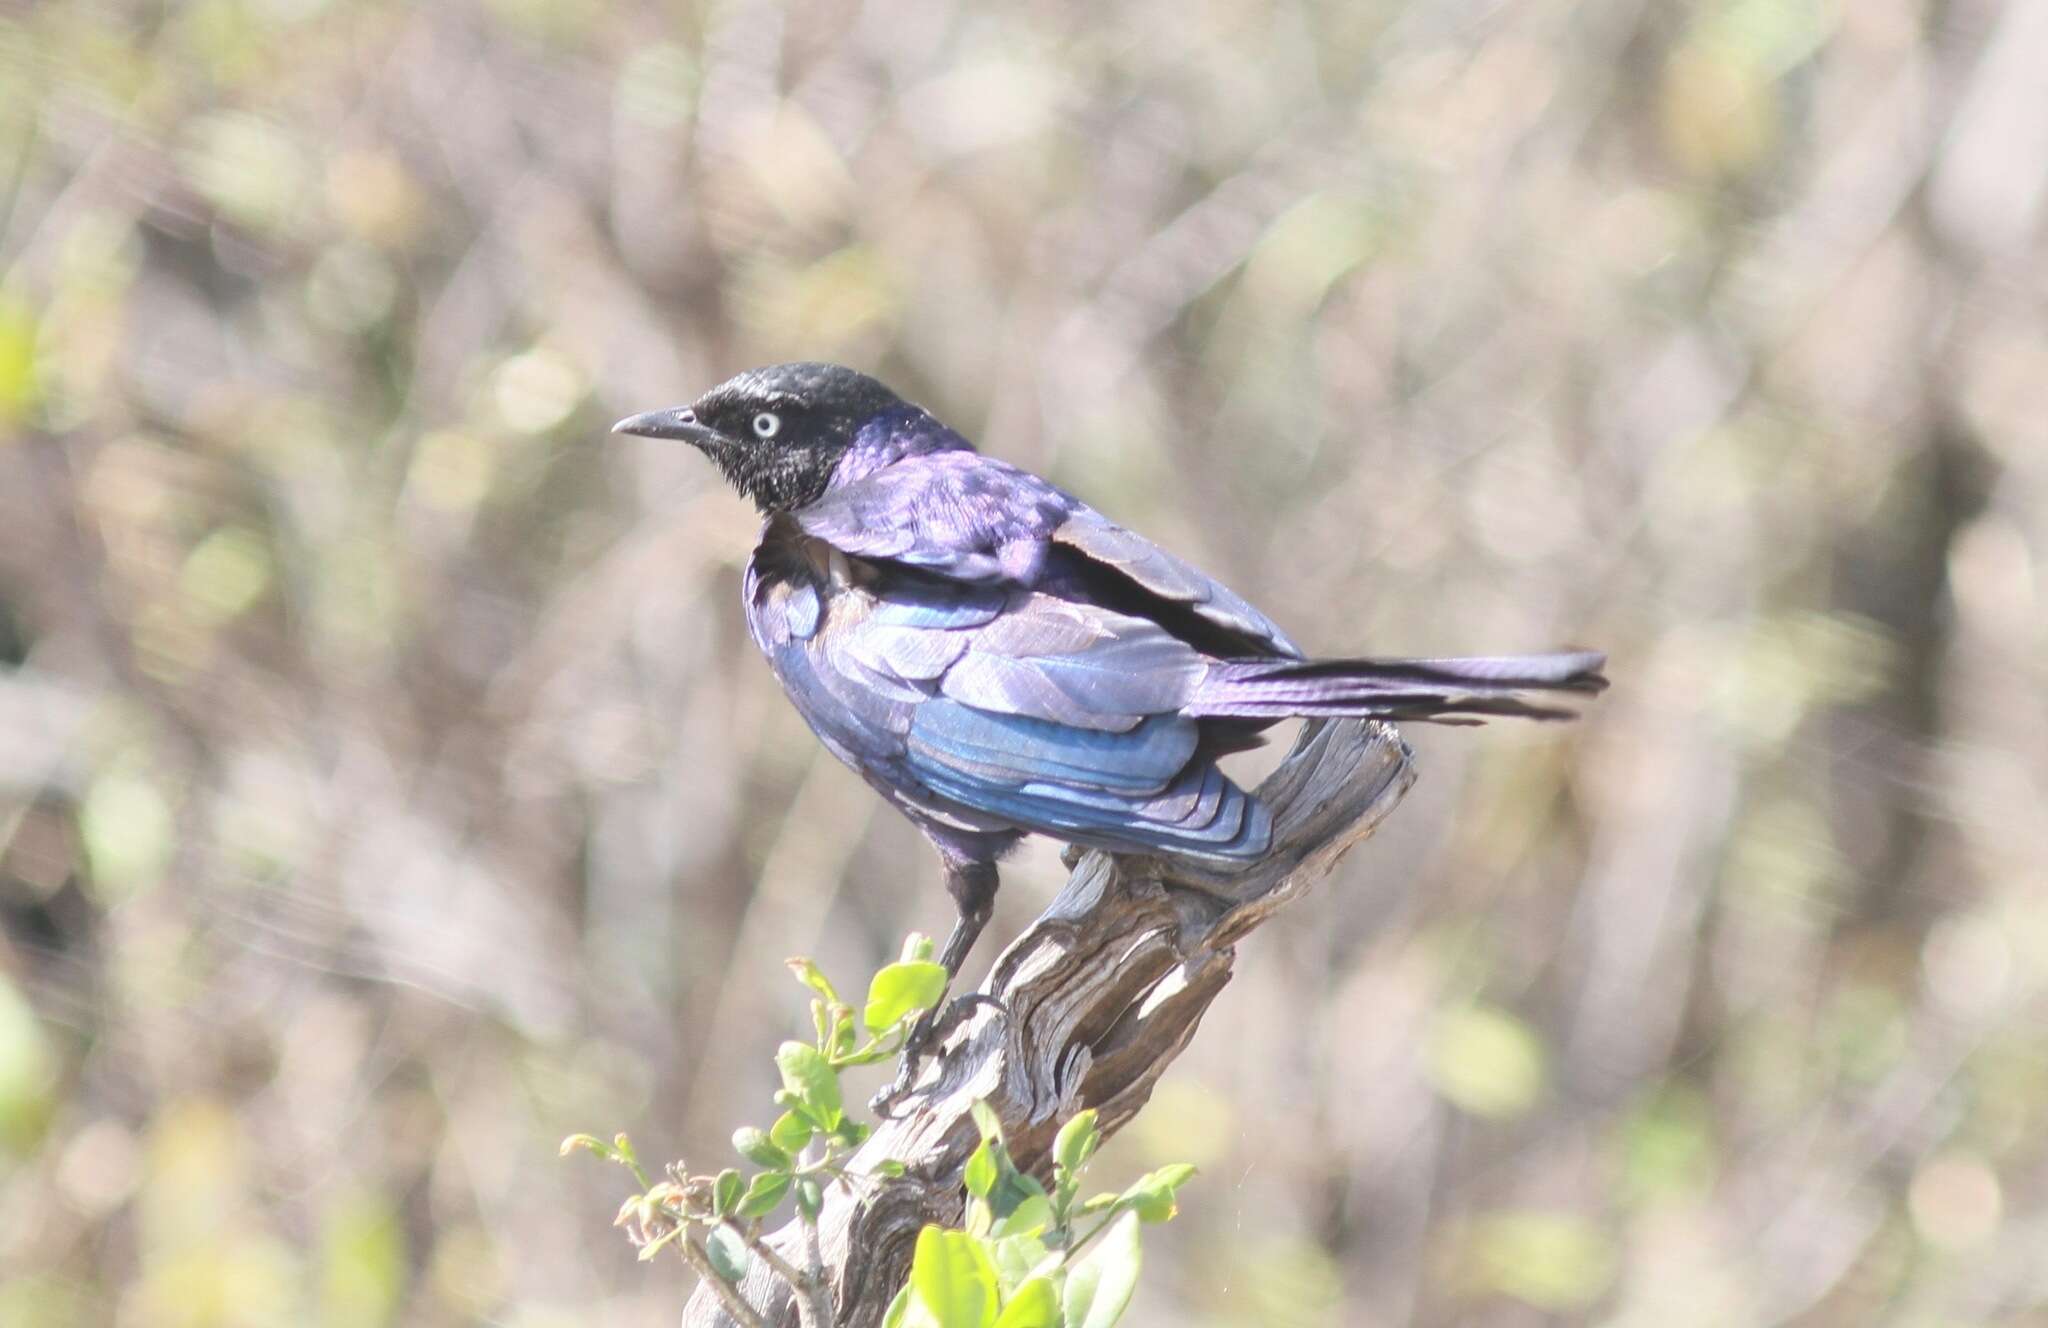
[874, 862, 998, 1115]
[934, 860, 998, 979]
[911, 861, 997, 1053]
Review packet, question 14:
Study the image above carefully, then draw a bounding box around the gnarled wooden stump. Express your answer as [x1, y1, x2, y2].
[683, 718, 1415, 1328]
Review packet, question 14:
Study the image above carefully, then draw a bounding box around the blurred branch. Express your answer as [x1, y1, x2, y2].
[682, 719, 1416, 1328]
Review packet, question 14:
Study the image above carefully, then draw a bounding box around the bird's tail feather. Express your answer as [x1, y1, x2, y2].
[1188, 650, 1608, 725]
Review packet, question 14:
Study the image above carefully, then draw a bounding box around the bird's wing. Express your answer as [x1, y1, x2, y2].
[751, 532, 1267, 859]
[794, 450, 1069, 583]
[795, 450, 1301, 656]
[933, 592, 1208, 732]
[849, 569, 1266, 857]
[1048, 505, 1301, 657]
[902, 697, 1270, 860]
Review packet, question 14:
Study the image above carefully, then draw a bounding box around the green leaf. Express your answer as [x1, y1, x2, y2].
[788, 957, 840, 1004]
[1121, 1187, 1174, 1225]
[992, 1277, 1060, 1328]
[776, 1041, 843, 1131]
[865, 960, 950, 1033]
[734, 1127, 790, 1169]
[901, 932, 936, 963]
[558, 1133, 610, 1160]
[1119, 1164, 1196, 1223]
[873, 1158, 908, 1179]
[770, 1110, 815, 1156]
[795, 1176, 824, 1221]
[706, 1225, 750, 1284]
[1053, 1110, 1100, 1176]
[991, 1194, 1053, 1240]
[909, 1225, 999, 1328]
[1064, 1213, 1141, 1328]
[991, 1166, 1050, 1224]
[964, 1140, 999, 1198]
[734, 1171, 792, 1220]
[968, 1100, 1003, 1144]
[638, 1226, 683, 1260]
[988, 1232, 1049, 1294]
[713, 1169, 743, 1218]
[882, 1284, 912, 1328]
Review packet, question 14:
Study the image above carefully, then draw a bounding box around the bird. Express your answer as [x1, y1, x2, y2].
[615, 362, 1606, 998]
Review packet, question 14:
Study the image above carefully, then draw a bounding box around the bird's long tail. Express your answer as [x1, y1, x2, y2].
[1188, 650, 1609, 724]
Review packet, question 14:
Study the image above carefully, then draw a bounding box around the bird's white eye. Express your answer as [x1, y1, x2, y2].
[752, 411, 781, 439]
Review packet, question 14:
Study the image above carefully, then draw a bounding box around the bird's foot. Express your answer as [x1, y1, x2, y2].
[870, 992, 1007, 1119]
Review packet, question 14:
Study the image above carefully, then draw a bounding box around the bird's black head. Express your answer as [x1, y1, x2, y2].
[612, 362, 908, 513]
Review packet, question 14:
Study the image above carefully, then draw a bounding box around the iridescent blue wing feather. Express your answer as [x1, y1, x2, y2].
[902, 701, 1268, 860]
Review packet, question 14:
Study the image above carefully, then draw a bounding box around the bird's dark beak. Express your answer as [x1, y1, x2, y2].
[610, 407, 727, 448]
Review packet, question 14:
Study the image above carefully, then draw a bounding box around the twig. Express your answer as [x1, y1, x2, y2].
[678, 1229, 772, 1328]
[800, 1213, 831, 1327]
[727, 1221, 832, 1328]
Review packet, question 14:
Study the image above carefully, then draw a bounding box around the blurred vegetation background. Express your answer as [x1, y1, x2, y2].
[2, 0, 2045, 1324]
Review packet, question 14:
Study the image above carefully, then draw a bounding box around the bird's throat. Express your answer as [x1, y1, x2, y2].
[715, 441, 844, 515]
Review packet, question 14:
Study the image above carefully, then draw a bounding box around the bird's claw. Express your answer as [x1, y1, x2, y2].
[869, 992, 1008, 1119]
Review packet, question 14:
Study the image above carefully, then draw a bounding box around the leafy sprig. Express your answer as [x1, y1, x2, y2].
[565, 936, 1192, 1328]
[880, 1105, 1195, 1328]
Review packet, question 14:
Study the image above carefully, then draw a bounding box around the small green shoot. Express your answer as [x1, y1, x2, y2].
[566, 943, 1193, 1327]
